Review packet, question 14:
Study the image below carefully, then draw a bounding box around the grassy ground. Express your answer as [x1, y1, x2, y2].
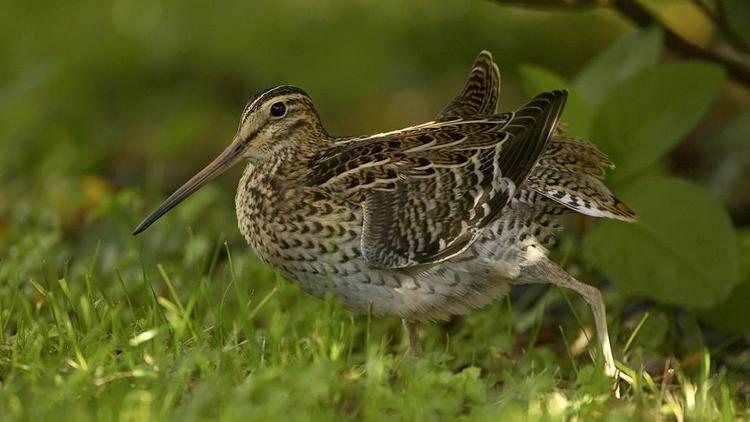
[0, 186, 748, 421]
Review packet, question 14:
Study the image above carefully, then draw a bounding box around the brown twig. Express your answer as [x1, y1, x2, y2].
[491, 0, 750, 86]
[610, 0, 750, 85]
[695, 0, 750, 55]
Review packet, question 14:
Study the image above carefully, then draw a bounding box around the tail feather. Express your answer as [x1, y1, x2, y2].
[537, 136, 613, 179]
[523, 136, 636, 222]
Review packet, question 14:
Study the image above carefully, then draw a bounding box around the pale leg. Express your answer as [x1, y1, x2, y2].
[403, 319, 423, 357]
[516, 260, 631, 388]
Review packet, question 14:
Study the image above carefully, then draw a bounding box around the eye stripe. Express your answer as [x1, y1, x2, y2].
[243, 127, 261, 143]
[240, 86, 311, 125]
[286, 118, 309, 132]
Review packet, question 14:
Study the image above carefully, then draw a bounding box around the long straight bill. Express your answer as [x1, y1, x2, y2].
[133, 137, 245, 235]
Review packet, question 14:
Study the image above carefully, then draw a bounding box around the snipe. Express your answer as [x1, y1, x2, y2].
[134, 51, 636, 385]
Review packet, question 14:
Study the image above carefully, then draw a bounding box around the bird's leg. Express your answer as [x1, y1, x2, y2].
[516, 260, 631, 395]
[403, 319, 423, 357]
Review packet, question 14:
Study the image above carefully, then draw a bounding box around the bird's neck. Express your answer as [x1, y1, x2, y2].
[235, 135, 332, 254]
[238, 132, 333, 201]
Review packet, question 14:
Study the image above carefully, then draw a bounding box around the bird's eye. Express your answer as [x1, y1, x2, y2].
[270, 102, 286, 118]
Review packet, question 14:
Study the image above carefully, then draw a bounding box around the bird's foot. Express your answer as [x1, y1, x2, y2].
[608, 365, 634, 399]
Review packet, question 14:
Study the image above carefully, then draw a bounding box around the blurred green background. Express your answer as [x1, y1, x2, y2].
[2, 0, 750, 419]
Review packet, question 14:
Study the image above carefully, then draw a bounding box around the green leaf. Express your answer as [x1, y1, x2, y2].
[592, 62, 725, 181]
[696, 0, 719, 14]
[705, 108, 750, 199]
[518, 64, 592, 138]
[723, 0, 750, 48]
[700, 279, 750, 333]
[583, 176, 740, 310]
[575, 27, 663, 108]
[700, 228, 750, 333]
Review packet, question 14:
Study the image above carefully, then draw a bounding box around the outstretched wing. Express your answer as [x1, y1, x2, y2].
[306, 90, 568, 269]
[438, 50, 500, 119]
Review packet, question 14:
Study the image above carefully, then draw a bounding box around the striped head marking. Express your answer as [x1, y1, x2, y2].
[236, 86, 325, 160]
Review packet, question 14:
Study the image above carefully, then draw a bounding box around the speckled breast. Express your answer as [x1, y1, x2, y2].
[235, 164, 367, 297]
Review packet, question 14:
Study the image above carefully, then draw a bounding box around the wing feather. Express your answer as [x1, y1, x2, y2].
[306, 90, 568, 268]
[438, 50, 501, 118]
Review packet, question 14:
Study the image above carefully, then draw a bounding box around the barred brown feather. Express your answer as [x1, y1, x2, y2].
[439, 50, 501, 118]
[306, 90, 567, 268]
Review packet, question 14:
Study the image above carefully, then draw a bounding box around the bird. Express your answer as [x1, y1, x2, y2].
[133, 50, 636, 384]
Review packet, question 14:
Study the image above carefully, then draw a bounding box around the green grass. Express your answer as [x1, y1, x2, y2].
[0, 188, 748, 421]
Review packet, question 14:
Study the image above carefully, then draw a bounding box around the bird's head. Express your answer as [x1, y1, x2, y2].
[133, 85, 324, 235]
